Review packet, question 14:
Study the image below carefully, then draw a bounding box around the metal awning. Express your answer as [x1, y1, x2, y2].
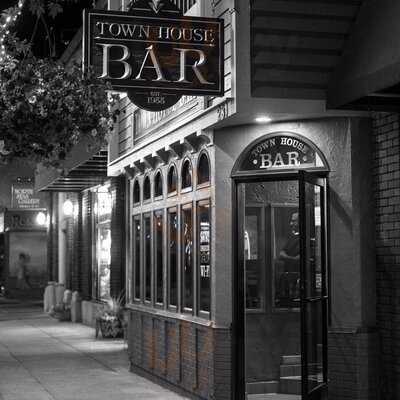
[327, 0, 400, 110]
[35, 138, 108, 192]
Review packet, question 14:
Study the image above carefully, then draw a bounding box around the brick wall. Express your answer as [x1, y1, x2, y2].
[127, 309, 231, 400]
[372, 112, 400, 399]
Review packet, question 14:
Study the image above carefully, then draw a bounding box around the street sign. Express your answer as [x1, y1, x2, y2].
[83, 0, 224, 111]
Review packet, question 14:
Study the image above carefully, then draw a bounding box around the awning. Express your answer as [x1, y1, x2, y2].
[327, 0, 400, 110]
[35, 138, 108, 192]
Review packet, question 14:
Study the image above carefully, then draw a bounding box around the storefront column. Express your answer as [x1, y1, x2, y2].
[58, 192, 67, 285]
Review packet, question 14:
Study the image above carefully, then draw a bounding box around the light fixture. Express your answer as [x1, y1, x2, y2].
[62, 199, 74, 216]
[255, 116, 272, 124]
[36, 211, 47, 226]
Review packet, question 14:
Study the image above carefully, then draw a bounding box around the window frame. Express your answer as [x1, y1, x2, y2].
[132, 213, 142, 302]
[167, 206, 179, 310]
[143, 212, 152, 304]
[197, 198, 211, 318]
[154, 209, 165, 307]
[181, 202, 194, 314]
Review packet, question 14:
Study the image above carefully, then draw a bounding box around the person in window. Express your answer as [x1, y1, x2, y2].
[276, 212, 300, 307]
[16, 253, 31, 290]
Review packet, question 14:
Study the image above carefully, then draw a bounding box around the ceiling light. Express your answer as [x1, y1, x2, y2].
[255, 116, 272, 123]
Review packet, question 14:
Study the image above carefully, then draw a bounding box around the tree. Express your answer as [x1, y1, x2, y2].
[0, 0, 119, 167]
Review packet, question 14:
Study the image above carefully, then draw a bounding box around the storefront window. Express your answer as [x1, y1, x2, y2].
[154, 171, 163, 198]
[154, 211, 164, 304]
[144, 176, 151, 201]
[133, 180, 141, 204]
[168, 165, 177, 193]
[168, 209, 178, 307]
[197, 153, 210, 185]
[182, 205, 193, 311]
[198, 200, 211, 313]
[94, 188, 112, 301]
[144, 214, 151, 302]
[133, 216, 141, 301]
[181, 160, 192, 189]
[244, 207, 264, 310]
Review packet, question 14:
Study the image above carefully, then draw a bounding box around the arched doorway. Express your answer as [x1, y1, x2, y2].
[232, 133, 329, 400]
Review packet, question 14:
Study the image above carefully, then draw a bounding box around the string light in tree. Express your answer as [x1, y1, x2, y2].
[0, 0, 25, 63]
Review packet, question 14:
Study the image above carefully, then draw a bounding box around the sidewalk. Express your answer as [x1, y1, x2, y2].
[0, 302, 188, 400]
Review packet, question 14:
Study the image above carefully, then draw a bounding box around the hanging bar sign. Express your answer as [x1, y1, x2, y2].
[83, 0, 224, 111]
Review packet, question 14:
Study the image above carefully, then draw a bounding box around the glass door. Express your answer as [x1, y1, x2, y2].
[235, 173, 328, 400]
[299, 172, 328, 399]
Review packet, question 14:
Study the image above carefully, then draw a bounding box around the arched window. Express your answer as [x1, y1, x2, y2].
[168, 165, 177, 193]
[133, 180, 140, 204]
[181, 159, 192, 189]
[154, 170, 163, 197]
[143, 176, 151, 200]
[197, 152, 210, 185]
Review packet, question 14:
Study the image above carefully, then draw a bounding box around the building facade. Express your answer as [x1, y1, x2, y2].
[35, 0, 400, 399]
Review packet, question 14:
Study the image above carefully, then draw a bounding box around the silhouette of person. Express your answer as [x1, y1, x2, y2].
[16, 253, 30, 290]
[277, 212, 300, 306]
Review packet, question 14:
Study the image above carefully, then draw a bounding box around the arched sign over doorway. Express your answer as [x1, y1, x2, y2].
[232, 132, 329, 177]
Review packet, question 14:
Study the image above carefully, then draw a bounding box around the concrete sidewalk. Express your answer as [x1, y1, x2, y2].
[0, 302, 188, 400]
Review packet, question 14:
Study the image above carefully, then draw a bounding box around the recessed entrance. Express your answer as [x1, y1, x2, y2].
[232, 134, 329, 400]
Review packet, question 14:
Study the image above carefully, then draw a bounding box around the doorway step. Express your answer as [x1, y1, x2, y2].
[279, 355, 301, 395]
[246, 381, 279, 395]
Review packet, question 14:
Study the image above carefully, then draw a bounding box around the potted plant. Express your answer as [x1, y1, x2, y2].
[95, 292, 125, 339]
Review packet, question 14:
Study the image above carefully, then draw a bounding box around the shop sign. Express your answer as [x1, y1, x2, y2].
[239, 134, 323, 172]
[4, 210, 47, 231]
[11, 181, 42, 209]
[84, 0, 224, 111]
